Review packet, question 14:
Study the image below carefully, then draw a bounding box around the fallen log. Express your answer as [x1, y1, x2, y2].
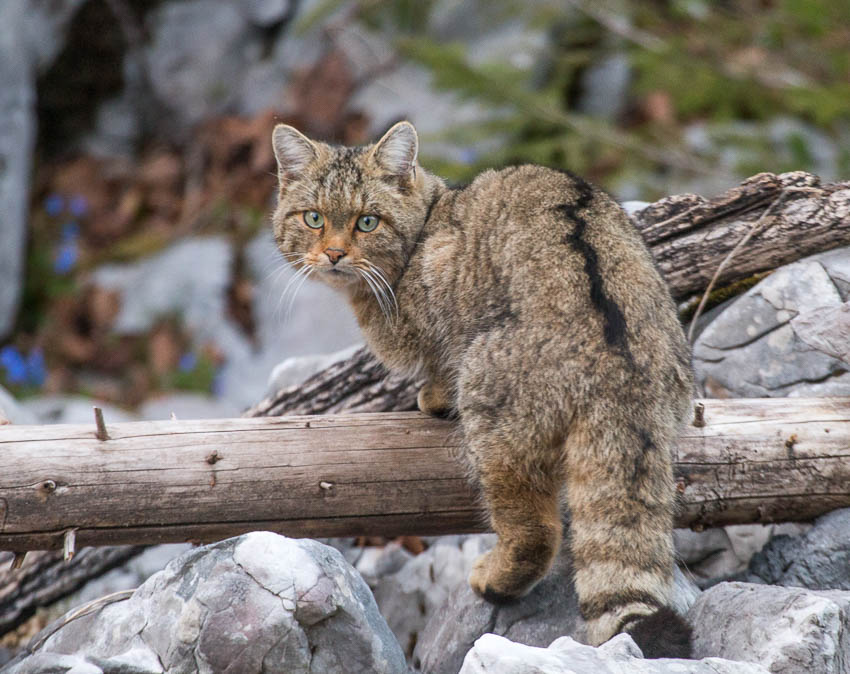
[247, 170, 850, 419]
[0, 398, 848, 552]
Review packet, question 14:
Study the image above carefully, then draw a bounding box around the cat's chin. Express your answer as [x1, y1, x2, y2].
[318, 268, 358, 288]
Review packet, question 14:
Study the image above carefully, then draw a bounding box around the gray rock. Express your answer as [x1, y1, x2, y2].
[239, 0, 292, 27]
[265, 343, 363, 397]
[20, 396, 137, 425]
[674, 522, 810, 585]
[577, 52, 631, 122]
[350, 540, 414, 587]
[459, 633, 770, 674]
[694, 251, 850, 397]
[11, 533, 406, 674]
[413, 537, 701, 674]
[741, 508, 850, 591]
[137, 393, 240, 420]
[0, 0, 86, 339]
[92, 236, 240, 343]
[143, 0, 255, 133]
[0, 384, 37, 424]
[0, 2, 33, 340]
[374, 534, 495, 660]
[689, 582, 850, 673]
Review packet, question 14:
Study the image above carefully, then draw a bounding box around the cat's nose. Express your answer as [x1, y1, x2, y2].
[325, 248, 346, 265]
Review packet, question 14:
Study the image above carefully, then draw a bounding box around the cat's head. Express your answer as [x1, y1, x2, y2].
[270, 121, 433, 293]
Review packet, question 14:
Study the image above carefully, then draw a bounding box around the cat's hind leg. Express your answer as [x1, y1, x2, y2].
[465, 432, 563, 603]
[457, 333, 566, 602]
[564, 415, 691, 658]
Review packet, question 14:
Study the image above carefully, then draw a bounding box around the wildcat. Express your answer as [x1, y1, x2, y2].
[270, 121, 694, 658]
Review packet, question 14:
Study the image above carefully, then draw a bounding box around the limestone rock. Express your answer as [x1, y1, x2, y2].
[674, 522, 810, 585]
[0, 384, 37, 424]
[458, 633, 770, 674]
[0, 0, 86, 339]
[694, 248, 850, 397]
[689, 582, 850, 673]
[373, 534, 495, 660]
[742, 508, 850, 591]
[413, 536, 701, 674]
[8, 533, 406, 674]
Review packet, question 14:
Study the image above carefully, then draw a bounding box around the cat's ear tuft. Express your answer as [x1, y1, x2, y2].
[272, 124, 318, 177]
[371, 121, 419, 178]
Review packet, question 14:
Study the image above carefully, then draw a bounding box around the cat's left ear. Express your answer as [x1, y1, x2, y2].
[370, 121, 419, 178]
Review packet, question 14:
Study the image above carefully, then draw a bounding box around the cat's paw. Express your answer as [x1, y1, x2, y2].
[417, 384, 453, 418]
[468, 550, 532, 605]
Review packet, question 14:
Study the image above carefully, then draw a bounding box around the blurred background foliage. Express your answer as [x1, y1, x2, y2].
[1, 0, 848, 412]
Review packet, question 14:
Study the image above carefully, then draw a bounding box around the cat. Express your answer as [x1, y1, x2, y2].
[270, 121, 694, 658]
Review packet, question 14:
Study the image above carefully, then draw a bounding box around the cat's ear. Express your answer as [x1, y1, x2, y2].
[370, 121, 419, 178]
[272, 124, 318, 178]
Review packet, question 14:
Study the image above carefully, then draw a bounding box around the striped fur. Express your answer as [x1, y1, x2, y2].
[271, 122, 694, 657]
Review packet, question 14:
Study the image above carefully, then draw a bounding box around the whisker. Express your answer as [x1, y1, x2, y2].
[276, 264, 310, 323]
[358, 266, 393, 324]
[285, 265, 315, 323]
[364, 261, 399, 321]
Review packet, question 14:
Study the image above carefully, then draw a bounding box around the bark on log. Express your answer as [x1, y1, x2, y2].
[246, 171, 850, 419]
[632, 171, 850, 300]
[0, 546, 141, 636]
[1, 398, 848, 552]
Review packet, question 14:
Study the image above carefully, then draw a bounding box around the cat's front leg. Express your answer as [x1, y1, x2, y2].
[417, 379, 454, 418]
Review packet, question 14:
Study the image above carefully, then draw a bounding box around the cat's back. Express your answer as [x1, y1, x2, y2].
[419, 164, 689, 391]
[429, 164, 668, 318]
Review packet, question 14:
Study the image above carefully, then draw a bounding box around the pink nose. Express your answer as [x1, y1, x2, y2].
[325, 248, 346, 264]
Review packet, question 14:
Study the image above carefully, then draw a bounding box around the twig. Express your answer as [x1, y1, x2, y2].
[564, 0, 666, 52]
[686, 189, 793, 342]
[25, 589, 136, 655]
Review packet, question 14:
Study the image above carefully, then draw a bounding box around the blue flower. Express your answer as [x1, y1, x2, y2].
[0, 346, 28, 385]
[61, 222, 80, 242]
[178, 352, 198, 372]
[44, 194, 64, 217]
[54, 241, 79, 274]
[459, 147, 478, 165]
[69, 195, 89, 217]
[26, 348, 46, 387]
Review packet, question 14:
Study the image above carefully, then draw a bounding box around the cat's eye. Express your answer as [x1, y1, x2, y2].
[303, 211, 324, 229]
[356, 215, 379, 232]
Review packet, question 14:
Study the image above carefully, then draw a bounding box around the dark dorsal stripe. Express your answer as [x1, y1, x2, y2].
[557, 175, 631, 359]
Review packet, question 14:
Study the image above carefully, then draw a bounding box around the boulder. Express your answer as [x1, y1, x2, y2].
[373, 534, 495, 660]
[689, 582, 850, 673]
[6, 533, 406, 674]
[412, 537, 701, 674]
[459, 633, 770, 674]
[741, 508, 850, 591]
[693, 247, 850, 397]
[0, 0, 86, 339]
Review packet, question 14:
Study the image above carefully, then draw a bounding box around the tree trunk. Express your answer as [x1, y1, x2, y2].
[246, 171, 850, 419]
[1, 398, 848, 552]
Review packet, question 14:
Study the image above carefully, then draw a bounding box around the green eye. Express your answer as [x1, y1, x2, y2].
[303, 211, 324, 229]
[356, 215, 379, 232]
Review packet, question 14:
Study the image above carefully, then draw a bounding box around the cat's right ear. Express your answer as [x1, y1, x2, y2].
[272, 124, 318, 179]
